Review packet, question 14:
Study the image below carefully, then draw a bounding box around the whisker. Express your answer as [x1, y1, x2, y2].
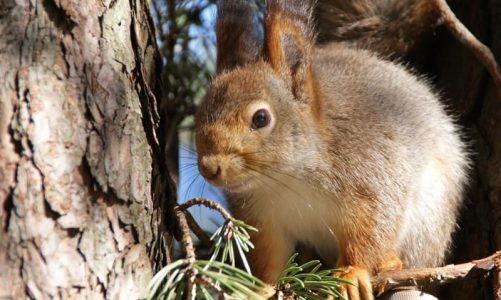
[179, 144, 197, 151]
[178, 156, 198, 160]
[244, 159, 305, 183]
[248, 165, 338, 241]
[247, 166, 306, 221]
[200, 179, 207, 198]
[183, 172, 202, 201]
[178, 163, 199, 173]
[245, 158, 325, 190]
[179, 145, 198, 156]
[250, 164, 336, 238]
[178, 162, 198, 167]
[241, 170, 277, 207]
[245, 164, 302, 198]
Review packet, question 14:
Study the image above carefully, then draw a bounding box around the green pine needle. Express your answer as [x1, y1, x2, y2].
[277, 253, 349, 299]
[145, 217, 265, 300]
[207, 218, 257, 274]
[145, 259, 268, 300]
[145, 216, 353, 300]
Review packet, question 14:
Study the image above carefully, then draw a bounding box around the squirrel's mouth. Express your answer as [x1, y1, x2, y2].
[221, 180, 253, 193]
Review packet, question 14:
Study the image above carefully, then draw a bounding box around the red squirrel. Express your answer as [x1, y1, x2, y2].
[195, 1, 469, 298]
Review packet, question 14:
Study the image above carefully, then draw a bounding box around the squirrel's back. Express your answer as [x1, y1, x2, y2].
[313, 44, 469, 267]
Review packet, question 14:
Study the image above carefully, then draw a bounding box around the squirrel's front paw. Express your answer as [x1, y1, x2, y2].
[337, 266, 374, 300]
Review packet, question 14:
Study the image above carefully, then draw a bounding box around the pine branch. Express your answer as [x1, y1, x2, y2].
[178, 197, 232, 220]
[276, 253, 347, 300]
[173, 208, 197, 299]
[184, 209, 212, 249]
[147, 199, 268, 300]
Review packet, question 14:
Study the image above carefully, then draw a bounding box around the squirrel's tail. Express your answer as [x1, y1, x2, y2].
[314, 0, 440, 56]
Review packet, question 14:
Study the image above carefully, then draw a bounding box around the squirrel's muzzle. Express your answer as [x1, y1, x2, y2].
[199, 155, 223, 181]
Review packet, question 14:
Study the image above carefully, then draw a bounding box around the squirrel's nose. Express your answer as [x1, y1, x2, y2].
[207, 165, 222, 180]
[199, 156, 222, 181]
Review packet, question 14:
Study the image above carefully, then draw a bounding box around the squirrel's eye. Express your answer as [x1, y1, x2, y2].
[251, 109, 270, 129]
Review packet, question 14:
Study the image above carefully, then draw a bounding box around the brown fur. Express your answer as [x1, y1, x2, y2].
[215, 0, 261, 73]
[315, 0, 440, 56]
[195, 1, 469, 299]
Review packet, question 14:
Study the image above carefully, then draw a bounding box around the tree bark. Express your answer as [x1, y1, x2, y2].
[0, 0, 174, 298]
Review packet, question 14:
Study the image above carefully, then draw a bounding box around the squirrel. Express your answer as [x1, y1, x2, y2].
[194, 0, 469, 299]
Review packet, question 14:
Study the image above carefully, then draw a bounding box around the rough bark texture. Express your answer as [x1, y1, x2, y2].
[0, 0, 174, 298]
[407, 0, 501, 299]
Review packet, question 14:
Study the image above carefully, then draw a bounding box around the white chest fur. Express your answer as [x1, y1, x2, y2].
[242, 176, 342, 265]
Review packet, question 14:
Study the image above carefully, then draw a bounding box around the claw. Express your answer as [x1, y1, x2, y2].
[336, 266, 374, 300]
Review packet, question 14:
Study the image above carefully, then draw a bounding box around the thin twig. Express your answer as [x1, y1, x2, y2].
[372, 251, 501, 296]
[172, 198, 241, 298]
[174, 208, 196, 299]
[194, 275, 228, 300]
[435, 0, 501, 98]
[184, 209, 213, 249]
[178, 197, 233, 220]
[174, 209, 196, 262]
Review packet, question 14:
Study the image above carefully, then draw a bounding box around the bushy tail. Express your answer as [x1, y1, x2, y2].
[314, 0, 439, 56]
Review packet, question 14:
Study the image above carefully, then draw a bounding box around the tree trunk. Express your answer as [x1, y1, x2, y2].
[0, 0, 175, 298]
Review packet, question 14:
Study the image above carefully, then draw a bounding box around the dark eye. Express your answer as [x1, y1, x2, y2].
[251, 109, 271, 129]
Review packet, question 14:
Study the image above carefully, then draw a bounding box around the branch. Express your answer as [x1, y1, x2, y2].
[184, 209, 212, 249]
[175, 197, 233, 250]
[178, 197, 232, 220]
[435, 0, 501, 98]
[372, 251, 501, 296]
[173, 208, 196, 299]
[193, 275, 227, 299]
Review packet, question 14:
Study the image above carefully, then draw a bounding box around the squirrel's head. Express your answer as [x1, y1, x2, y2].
[195, 0, 320, 192]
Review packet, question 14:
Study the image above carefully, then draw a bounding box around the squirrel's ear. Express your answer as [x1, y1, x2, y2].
[216, 0, 262, 74]
[265, 0, 315, 101]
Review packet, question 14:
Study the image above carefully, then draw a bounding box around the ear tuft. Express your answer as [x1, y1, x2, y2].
[216, 0, 262, 74]
[264, 0, 316, 101]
